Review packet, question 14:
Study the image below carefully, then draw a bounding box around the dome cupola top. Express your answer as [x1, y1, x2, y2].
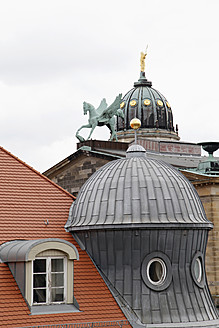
[134, 71, 152, 87]
[126, 143, 146, 158]
[116, 50, 179, 142]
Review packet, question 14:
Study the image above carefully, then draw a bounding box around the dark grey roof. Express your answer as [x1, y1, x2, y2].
[116, 76, 179, 141]
[65, 156, 212, 231]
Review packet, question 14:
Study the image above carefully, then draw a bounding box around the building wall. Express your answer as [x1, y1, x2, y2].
[50, 155, 109, 196]
[194, 184, 219, 305]
[137, 139, 201, 156]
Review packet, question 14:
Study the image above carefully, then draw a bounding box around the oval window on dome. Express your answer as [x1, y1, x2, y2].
[147, 258, 166, 286]
[157, 100, 163, 107]
[191, 252, 205, 288]
[194, 258, 202, 283]
[120, 102, 125, 109]
[141, 252, 172, 291]
[144, 99, 151, 106]
[130, 100, 137, 107]
[166, 101, 171, 108]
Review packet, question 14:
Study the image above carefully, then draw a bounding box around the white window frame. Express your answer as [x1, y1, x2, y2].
[146, 257, 167, 286]
[32, 256, 67, 305]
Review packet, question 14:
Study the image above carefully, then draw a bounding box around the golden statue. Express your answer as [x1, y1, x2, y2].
[140, 45, 148, 72]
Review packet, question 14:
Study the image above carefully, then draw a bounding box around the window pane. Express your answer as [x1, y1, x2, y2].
[51, 259, 63, 272]
[149, 261, 163, 282]
[33, 288, 46, 303]
[33, 274, 46, 288]
[51, 288, 64, 302]
[51, 273, 64, 287]
[147, 258, 166, 285]
[32, 257, 66, 305]
[34, 259, 46, 273]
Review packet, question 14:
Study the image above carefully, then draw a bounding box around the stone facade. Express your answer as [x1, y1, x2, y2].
[45, 149, 118, 196]
[195, 184, 219, 305]
[181, 172, 219, 305]
[137, 139, 201, 156]
[50, 155, 109, 196]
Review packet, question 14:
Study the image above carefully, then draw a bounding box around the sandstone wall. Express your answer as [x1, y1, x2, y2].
[51, 155, 109, 196]
[195, 184, 219, 305]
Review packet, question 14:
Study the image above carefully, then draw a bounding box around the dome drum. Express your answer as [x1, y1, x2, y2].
[116, 128, 180, 143]
[70, 228, 217, 326]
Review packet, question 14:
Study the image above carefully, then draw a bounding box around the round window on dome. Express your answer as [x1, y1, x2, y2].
[157, 100, 163, 107]
[120, 102, 125, 109]
[144, 99, 151, 106]
[147, 258, 166, 286]
[130, 100, 137, 107]
[141, 252, 172, 291]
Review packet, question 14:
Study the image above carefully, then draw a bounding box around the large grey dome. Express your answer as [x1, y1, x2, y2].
[65, 152, 212, 231]
[65, 147, 218, 328]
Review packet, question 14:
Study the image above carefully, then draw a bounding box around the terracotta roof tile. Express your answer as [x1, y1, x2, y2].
[0, 147, 129, 327]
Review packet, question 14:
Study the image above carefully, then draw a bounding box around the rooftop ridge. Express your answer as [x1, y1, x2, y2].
[0, 146, 75, 200]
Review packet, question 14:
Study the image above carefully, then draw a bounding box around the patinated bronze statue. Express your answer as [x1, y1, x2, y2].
[76, 94, 124, 142]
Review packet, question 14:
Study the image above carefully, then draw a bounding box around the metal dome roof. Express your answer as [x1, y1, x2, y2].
[65, 148, 212, 231]
[116, 72, 179, 141]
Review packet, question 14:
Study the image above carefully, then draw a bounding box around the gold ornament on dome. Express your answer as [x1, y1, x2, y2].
[144, 99, 151, 106]
[157, 100, 163, 107]
[130, 118, 141, 130]
[120, 102, 125, 109]
[166, 101, 171, 108]
[130, 100, 137, 107]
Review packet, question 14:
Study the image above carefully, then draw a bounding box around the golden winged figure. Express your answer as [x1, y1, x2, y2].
[140, 45, 148, 72]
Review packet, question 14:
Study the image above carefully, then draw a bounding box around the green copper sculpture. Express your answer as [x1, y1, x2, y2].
[76, 94, 124, 142]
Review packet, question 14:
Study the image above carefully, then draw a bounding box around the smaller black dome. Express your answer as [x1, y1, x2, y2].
[117, 72, 179, 141]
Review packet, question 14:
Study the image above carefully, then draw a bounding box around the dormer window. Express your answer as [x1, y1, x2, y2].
[0, 239, 79, 314]
[33, 257, 66, 305]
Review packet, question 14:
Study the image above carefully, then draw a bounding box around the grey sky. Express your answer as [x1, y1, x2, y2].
[0, 0, 219, 172]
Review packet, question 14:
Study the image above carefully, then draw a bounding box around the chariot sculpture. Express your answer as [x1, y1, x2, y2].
[76, 94, 124, 142]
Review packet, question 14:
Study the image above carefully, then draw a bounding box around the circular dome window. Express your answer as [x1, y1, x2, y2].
[147, 258, 166, 285]
[141, 252, 172, 291]
[191, 252, 205, 288]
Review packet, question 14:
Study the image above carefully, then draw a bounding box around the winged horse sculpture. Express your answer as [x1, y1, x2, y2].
[76, 94, 124, 142]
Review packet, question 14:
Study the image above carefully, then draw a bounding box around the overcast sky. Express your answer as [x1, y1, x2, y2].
[0, 0, 219, 172]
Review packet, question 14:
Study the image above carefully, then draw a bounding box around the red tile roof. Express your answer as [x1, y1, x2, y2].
[0, 146, 128, 327]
